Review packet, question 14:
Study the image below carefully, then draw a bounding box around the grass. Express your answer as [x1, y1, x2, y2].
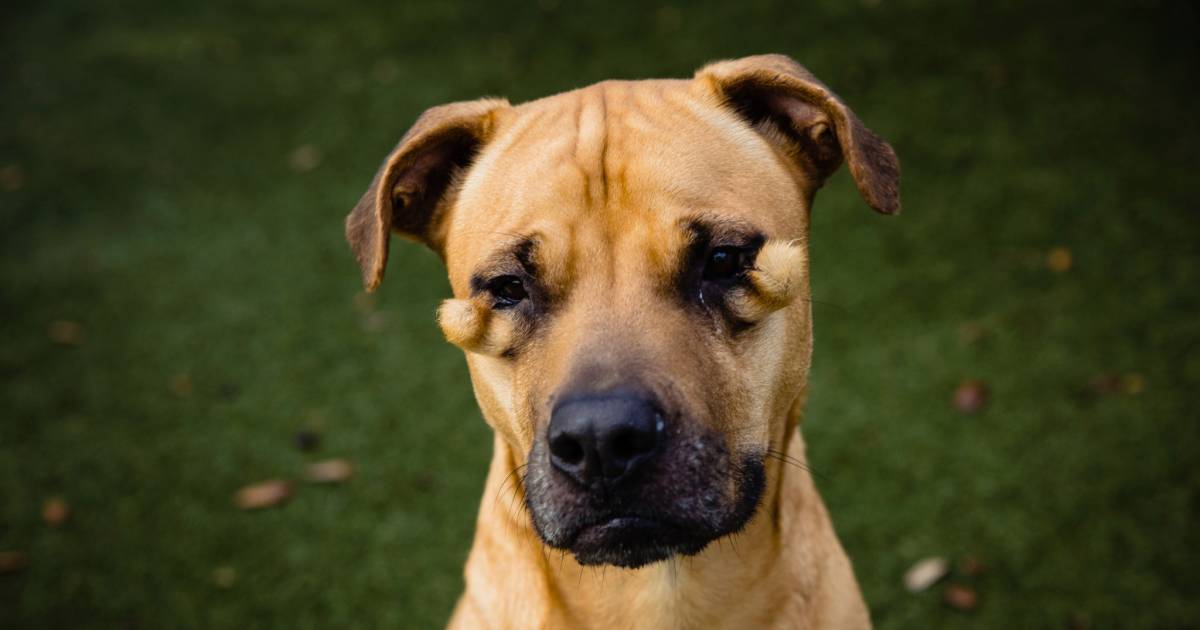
[2, 0, 1197, 627]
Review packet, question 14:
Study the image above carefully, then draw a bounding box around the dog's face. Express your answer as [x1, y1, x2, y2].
[346, 55, 899, 568]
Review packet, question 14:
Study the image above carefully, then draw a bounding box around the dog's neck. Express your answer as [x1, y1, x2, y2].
[452, 419, 867, 629]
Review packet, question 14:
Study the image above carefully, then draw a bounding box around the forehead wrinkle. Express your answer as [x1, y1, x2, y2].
[572, 84, 611, 213]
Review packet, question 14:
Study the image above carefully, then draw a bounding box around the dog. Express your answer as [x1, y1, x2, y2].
[345, 54, 899, 629]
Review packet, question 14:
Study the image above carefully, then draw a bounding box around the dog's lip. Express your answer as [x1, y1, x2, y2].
[584, 515, 661, 532]
[569, 514, 676, 546]
[560, 513, 708, 567]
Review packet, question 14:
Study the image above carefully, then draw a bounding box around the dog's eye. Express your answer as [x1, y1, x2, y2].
[703, 247, 753, 281]
[488, 275, 528, 307]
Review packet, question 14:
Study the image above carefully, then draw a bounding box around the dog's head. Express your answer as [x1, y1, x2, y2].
[346, 55, 899, 568]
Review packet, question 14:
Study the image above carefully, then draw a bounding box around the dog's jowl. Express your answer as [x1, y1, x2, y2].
[346, 54, 899, 629]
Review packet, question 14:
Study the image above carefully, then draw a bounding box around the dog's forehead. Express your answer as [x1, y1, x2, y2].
[444, 79, 807, 282]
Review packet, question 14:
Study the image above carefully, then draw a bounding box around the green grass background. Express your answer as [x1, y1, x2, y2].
[2, 0, 1197, 627]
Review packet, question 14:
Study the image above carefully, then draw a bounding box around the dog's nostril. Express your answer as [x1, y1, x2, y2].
[610, 424, 657, 461]
[550, 434, 585, 466]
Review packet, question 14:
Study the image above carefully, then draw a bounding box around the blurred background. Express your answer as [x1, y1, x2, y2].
[2, 0, 1197, 628]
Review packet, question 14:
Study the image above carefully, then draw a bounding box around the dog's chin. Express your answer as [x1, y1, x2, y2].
[565, 516, 713, 569]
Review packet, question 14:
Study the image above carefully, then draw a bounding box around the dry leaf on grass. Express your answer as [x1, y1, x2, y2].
[1046, 246, 1073, 273]
[288, 145, 321, 172]
[294, 430, 321, 452]
[1089, 373, 1145, 397]
[213, 565, 237, 589]
[958, 555, 985, 577]
[48, 320, 85, 345]
[903, 556, 948, 593]
[0, 164, 26, 192]
[169, 373, 194, 398]
[306, 459, 353, 483]
[42, 497, 70, 527]
[953, 380, 990, 414]
[958, 321, 986, 345]
[234, 480, 293, 510]
[943, 584, 979, 611]
[1089, 373, 1123, 395]
[0, 551, 27, 573]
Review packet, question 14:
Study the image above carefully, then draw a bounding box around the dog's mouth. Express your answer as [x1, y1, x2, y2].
[566, 515, 708, 568]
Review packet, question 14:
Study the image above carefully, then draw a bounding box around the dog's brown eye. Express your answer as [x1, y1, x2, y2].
[704, 247, 752, 280]
[489, 275, 527, 307]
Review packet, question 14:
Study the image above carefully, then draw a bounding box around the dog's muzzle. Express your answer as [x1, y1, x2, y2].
[524, 390, 766, 569]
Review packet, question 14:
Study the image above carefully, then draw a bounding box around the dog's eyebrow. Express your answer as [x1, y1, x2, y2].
[682, 216, 765, 248]
[469, 236, 537, 292]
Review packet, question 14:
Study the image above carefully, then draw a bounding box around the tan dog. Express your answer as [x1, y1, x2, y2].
[346, 54, 899, 629]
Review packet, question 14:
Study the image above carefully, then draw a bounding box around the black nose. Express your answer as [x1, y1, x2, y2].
[547, 393, 665, 487]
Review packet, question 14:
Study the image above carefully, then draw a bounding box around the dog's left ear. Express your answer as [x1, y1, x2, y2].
[695, 54, 900, 214]
[345, 97, 510, 291]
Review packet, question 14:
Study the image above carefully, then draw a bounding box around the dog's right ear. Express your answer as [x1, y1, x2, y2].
[345, 98, 509, 291]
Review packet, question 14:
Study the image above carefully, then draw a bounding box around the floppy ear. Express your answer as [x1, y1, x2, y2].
[345, 98, 509, 291]
[695, 54, 900, 214]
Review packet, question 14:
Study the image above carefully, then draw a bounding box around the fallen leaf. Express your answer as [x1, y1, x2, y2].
[943, 584, 979, 611]
[42, 497, 70, 527]
[0, 164, 26, 192]
[953, 380, 989, 414]
[306, 458, 353, 483]
[958, 555, 985, 577]
[169, 373, 194, 398]
[903, 556, 948, 593]
[213, 565, 237, 589]
[1089, 373, 1144, 397]
[295, 430, 321, 452]
[288, 145, 321, 172]
[0, 551, 27, 573]
[362, 310, 388, 332]
[958, 321, 986, 345]
[985, 63, 1009, 88]
[1047, 247, 1072, 273]
[48, 320, 85, 345]
[411, 470, 438, 493]
[1089, 373, 1123, 395]
[217, 383, 241, 401]
[235, 480, 293, 510]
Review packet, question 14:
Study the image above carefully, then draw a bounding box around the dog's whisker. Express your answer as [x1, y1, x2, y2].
[765, 449, 830, 482]
[506, 488, 528, 523]
[492, 463, 528, 513]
